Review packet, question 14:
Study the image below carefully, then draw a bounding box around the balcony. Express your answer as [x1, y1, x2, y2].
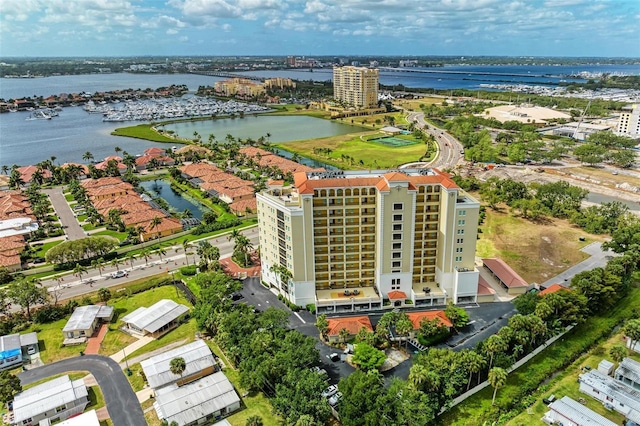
[313, 200, 327, 207]
[314, 230, 328, 237]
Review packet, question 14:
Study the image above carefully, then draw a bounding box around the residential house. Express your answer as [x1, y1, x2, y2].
[325, 316, 373, 343]
[542, 395, 617, 426]
[0, 235, 26, 272]
[17, 166, 52, 185]
[406, 311, 453, 339]
[41, 410, 100, 426]
[153, 372, 241, 426]
[141, 340, 216, 390]
[616, 357, 640, 391]
[0, 332, 38, 371]
[11, 375, 89, 426]
[579, 369, 640, 424]
[121, 299, 189, 338]
[482, 258, 529, 295]
[0, 191, 34, 221]
[0, 218, 39, 239]
[62, 305, 114, 345]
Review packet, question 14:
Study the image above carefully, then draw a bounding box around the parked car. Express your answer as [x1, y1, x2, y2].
[111, 270, 126, 279]
[328, 392, 343, 406]
[329, 353, 340, 362]
[32, 258, 45, 264]
[119, 240, 132, 246]
[321, 385, 338, 398]
[230, 292, 243, 301]
[310, 366, 328, 377]
[27, 346, 37, 355]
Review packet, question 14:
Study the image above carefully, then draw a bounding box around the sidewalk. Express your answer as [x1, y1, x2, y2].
[219, 251, 261, 279]
[85, 324, 108, 355]
[110, 336, 154, 363]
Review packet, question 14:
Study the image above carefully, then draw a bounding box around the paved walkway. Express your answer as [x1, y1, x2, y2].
[135, 387, 155, 403]
[110, 336, 154, 363]
[43, 187, 86, 240]
[220, 251, 261, 279]
[85, 324, 109, 355]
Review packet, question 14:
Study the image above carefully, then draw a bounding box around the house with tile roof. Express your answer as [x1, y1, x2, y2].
[325, 316, 373, 343]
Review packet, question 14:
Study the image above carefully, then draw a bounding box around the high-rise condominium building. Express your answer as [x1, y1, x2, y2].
[617, 104, 640, 138]
[333, 66, 379, 109]
[257, 169, 481, 314]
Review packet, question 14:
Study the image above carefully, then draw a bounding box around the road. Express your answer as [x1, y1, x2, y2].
[406, 111, 465, 170]
[18, 355, 147, 426]
[44, 186, 86, 240]
[16, 227, 259, 309]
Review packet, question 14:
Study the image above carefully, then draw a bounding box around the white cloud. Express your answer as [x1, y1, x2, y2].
[167, 28, 179, 34]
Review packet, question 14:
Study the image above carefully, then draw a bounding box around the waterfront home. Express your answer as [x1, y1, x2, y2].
[141, 340, 216, 390]
[62, 305, 114, 345]
[121, 299, 189, 338]
[153, 372, 240, 426]
[11, 375, 89, 426]
[0, 332, 38, 371]
[17, 165, 52, 185]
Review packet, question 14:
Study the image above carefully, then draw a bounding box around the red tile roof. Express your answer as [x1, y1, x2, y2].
[482, 258, 528, 288]
[0, 235, 25, 253]
[406, 311, 453, 330]
[387, 290, 407, 300]
[540, 283, 568, 295]
[326, 316, 373, 336]
[230, 199, 257, 214]
[17, 166, 52, 183]
[477, 276, 496, 295]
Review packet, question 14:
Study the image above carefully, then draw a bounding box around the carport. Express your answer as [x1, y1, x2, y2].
[482, 258, 528, 295]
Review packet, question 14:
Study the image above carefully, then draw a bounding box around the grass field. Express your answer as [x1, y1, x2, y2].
[335, 111, 408, 129]
[26, 318, 87, 363]
[393, 97, 443, 111]
[93, 229, 129, 242]
[475, 206, 605, 283]
[278, 131, 429, 169]
[111, 124, 182, 143]
[33, 240, 63, 258]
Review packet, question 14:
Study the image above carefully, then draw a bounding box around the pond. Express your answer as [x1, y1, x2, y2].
[140, 180, 207, 220]
[161, 114, 359, 144]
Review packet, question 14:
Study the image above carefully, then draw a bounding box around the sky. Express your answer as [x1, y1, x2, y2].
[1, 0, 639, 58]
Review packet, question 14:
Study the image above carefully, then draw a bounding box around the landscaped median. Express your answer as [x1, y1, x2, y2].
[440, 284, 640, 426]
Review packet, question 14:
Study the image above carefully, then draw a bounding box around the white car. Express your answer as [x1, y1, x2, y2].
[111, 270, 126, 279]
[328, 392, 343, 407]
[321, 385, 338, 398]
[310, 366, 328, 377]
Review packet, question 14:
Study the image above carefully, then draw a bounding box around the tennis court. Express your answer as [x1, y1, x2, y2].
[371, 136, 419, 147]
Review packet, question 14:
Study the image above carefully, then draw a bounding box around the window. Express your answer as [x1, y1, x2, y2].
[455, 256, 462, 262]
[458, 210, 466, 216]
[457, 229, 465, 235]
[393, 224, 402, 231]
[391, 278, 401, 289]
[393, 203, 403, 210]
[393, 214, 403, 221]
[457, 219, 465, 226]
[393, 233, 402, 240]
[56, 405, 66, 413]
[456, 247, 463, 253]
[392, 252, 401, 259]
[392, 261, 401, 268]
[457, 238, 464, 244]
[393, 243, 402, 249]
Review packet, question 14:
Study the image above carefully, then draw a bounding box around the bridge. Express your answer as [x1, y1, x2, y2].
[378, 66, 547, 79]
[189, 71, 265, 82]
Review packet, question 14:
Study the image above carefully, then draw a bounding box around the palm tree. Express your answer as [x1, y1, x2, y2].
[91, 257, 104, 277]
[485, 334, 507, 370]
[150, 216, 163, 239]
[83, 151, 94, 163]
[234, 235, 254, 267]
[609, 344, 628, 367]
[227, 228, 241, 243]
[169, 357, 186, 379]
[182, 239, 192, 266]
[396, 316, 414, 349]
[488, 367, 508, 406]
[73, 263, 87, 282]
[155, 246, 167, 262]
[114, 146, 122, 156]
[111, 258, 122, 272]
[141, 248, 151, 266]
[339, 327, 350, 345]
[464, 350, 486, 389]
[1, 165, 9, 175]
[315, 314, 329, 340]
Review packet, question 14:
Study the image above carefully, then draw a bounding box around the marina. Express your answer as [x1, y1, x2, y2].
[87, 97, 268, 122]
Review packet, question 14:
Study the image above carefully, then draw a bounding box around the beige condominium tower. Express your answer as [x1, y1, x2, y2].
[333, 66, 379, 109]
[257, 169, 481, 314]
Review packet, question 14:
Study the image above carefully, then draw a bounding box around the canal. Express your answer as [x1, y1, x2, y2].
[140, 180, 207, 220]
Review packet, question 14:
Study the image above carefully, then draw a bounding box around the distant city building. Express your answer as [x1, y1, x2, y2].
[617, 104, 640, 138]
[483, 105, 571, 126]
[399, 60, 419, 67]
[257, 169, 480, 311]
[333, 66, 379, 109]
[263, 77, 296, 90]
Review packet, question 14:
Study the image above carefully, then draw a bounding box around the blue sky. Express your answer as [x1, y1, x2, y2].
[1, 0, 639, 58]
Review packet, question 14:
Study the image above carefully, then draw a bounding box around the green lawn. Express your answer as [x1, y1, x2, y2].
[98, 324, 137, 357]
[33, 240, 64, 258]
[442, 284, 640, 425]
[82, 223, 99, 231]
[125, 362, 147, 392]
[278, 132, 430, 169]
[169, 178, 236, 221]
[26, 318, 87, 363]
[64, 193, 75, 202]
[111, 124, 183, 143]
[93, 229, 129, 241]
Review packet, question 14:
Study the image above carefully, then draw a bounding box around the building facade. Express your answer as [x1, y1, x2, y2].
[617, 104, 640, 138]
[257, 169, 480, 312]
[333, 66, 379, 109]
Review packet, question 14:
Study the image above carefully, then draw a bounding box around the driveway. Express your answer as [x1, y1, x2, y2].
[18, 355, 146, 426]
[44, 187, 86, 240]
[541, 241, 614, 288]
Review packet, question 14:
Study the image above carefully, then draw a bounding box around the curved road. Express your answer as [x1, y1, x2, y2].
[18, 355, 147, 426]
[407, 111, 465, 170]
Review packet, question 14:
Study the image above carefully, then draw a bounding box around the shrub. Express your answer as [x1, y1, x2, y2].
[306, 304, 316, 314]
[180, 265, 198, 276]
[34, 305, 68, 324]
